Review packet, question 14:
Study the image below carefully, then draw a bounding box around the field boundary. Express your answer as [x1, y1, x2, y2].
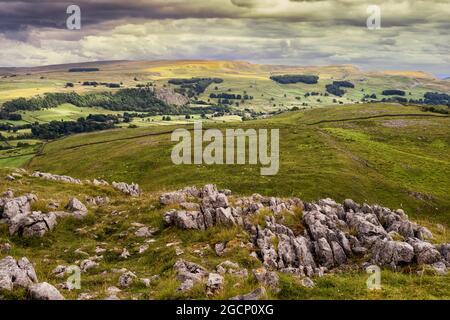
[306, 113, 449, 125]
[61, 129, 188, 150]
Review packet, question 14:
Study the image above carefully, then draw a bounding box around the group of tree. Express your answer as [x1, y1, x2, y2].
[209, 93, 253, 100]
[332, 81, 354, 88]
[0, 123, 31, 132]
[270, 75, 319, 85]
[382, 90, 406, 96]
[326, 84, 345, 97]
[0, 111, 22, 121]
[68, 68, 99, 72]
[304, 92, 321, 97]
[2, 89, 178, 114]
[378, 92, 449, 108]
[86, 114, 120, 123]
[380, 97, 408, 103]
[3, 92, 82, 112]
[420, 106, 449, 115]
[325, 81, 355, 97]
[423, 92, 450, 106]
[82, 81, 121, 88]
[31, 117, 115, 140]
[168, 78, 223, 97]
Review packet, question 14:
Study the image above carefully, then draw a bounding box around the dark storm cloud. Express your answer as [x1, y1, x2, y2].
[0, 0, 236, 32]
[0, 0, 448, 73]
[2, 0, 449, 34]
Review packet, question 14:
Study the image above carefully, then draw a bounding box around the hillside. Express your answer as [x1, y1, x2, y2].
[0, 167, 449, 300]
[27, 103, 450, 226]
[0, 99, 449, 302]
[1, 60, 449, 109]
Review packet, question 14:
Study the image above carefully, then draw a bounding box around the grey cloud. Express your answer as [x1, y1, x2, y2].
[0, 1, 448, 74]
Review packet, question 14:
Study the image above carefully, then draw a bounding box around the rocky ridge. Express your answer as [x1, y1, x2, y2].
[1, 170, 449, 300]
[161, 184, 449, 276]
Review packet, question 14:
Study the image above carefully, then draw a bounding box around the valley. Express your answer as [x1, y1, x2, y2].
[0, 60, 449, 301]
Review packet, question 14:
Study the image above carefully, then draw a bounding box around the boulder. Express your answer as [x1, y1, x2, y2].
[372, 240, 414, 269]
[160, 192, 186, 205]
[80, 259, 99, 272]
[29, 282, 65, 300]
[120, 248, 131, 259]
[65, 198, 88, 218]
[343, 199, 360, 212]
[230, 287, 266, 300]
[252, 268, 279, 290]
[431, 262, 447, 275]
[206, 273, 224, 295]
[437, 244, 450, 263]
[0, 256, 37, 291]
[277, 234, 316, 269]
[416, 227, 433, 240]
[0, 243, 12, 253]
[86, 196, 110, 206]
[408, 238, 442, 265]
[164, 209, 202, 230]
[47, 200, 60, 210]
[135, 227, 156, 238]
[1, 195, 34, 219]
[118, 271, 137, 288]
[216, 261, 248, 277]
[31, 171, 82, 184]
[215, 207, 236, 225]
[93, 179, 109, 186]
[52, 265, 69, 278]
[177, 279, 194, 293]
[214, 243, 225, 256]
[174, 259, 209, 284]
[112, 182, 140, 197]
[301, 277, 315, 288]
[2, 189, 14, 198]
[315, 238, 335, 269]
[9, 212, 57, 237]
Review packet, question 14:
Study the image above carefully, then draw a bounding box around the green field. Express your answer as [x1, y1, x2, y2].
[18, 103, 124, 123]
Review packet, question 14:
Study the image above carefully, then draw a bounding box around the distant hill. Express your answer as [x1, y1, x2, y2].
[1, 60, 449, 111]
[0, 60, 436, 80]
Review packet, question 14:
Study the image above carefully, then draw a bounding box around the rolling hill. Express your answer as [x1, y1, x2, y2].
[27, 103, 450, 226]
[1, 60, 449, 109]
[0, 102, 449, 300]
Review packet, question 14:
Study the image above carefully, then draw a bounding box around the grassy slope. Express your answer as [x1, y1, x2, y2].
[19, 103, 124, 124]
[27, 103, 450, 226]
[0, 170, 449, 300]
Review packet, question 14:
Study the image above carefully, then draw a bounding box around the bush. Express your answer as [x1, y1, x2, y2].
[326, 84, 345, 97]
[270, 75, 319, 84]
[68, 68, 99, 72]
[382, 90, 406, 96]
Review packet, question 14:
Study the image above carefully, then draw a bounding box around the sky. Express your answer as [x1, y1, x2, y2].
[0, 0, 449, 76]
